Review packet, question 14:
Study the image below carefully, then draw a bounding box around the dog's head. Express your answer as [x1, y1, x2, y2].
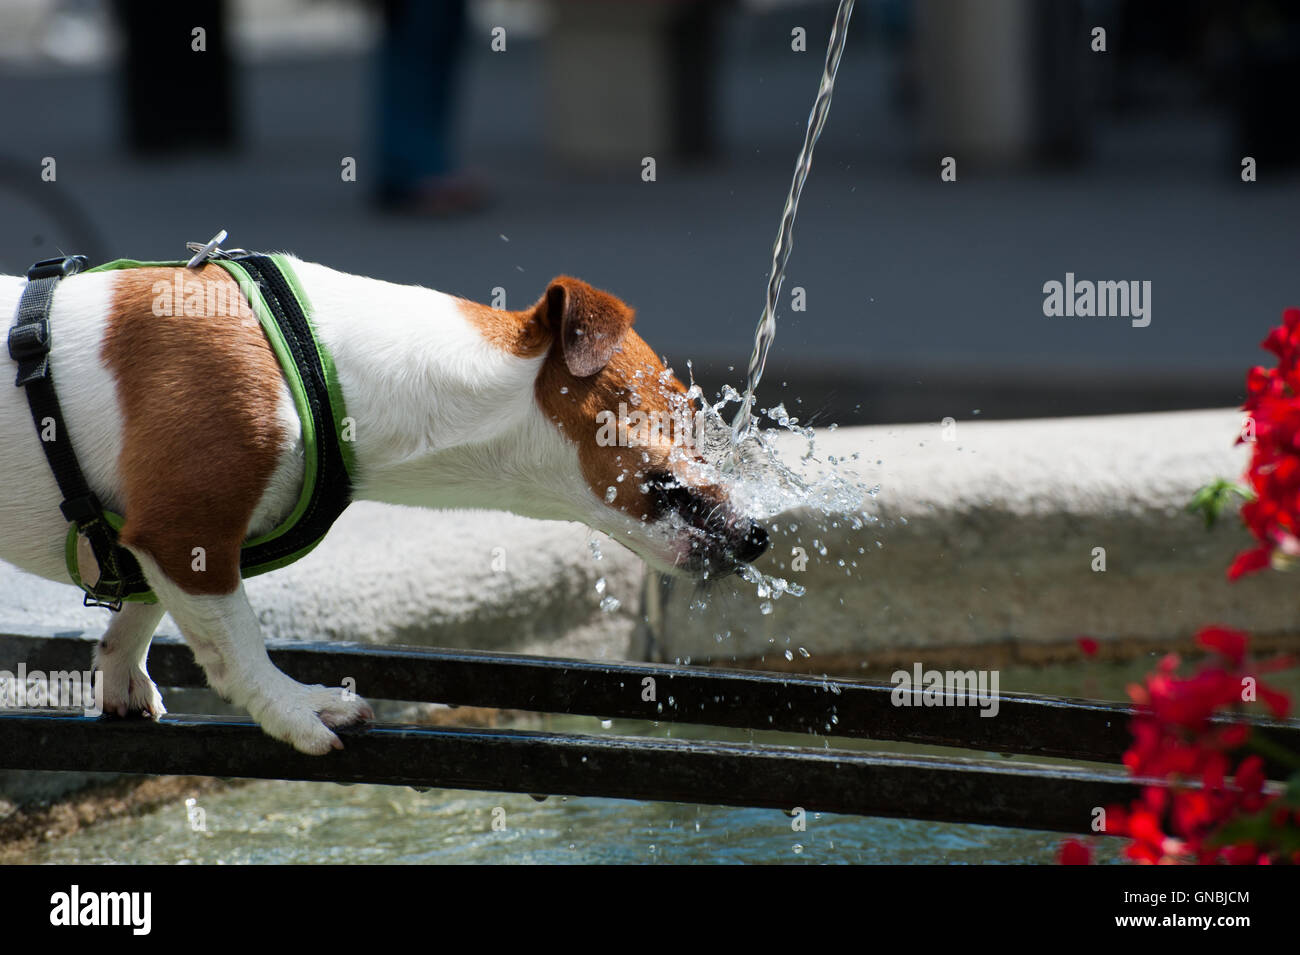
[477, 276, 768, 578]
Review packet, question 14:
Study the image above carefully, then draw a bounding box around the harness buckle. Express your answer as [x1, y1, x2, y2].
[7, 320, 49, 362]
[26, 255, 88, 281]
[60, 493, 105, 525]
[83, 592, 124, 613]
[8, 320, 51, 386]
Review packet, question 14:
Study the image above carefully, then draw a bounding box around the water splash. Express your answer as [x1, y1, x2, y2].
[730, 0, 856, 447]
[595, 576, 621, 614]
[672, 376, 874, 606]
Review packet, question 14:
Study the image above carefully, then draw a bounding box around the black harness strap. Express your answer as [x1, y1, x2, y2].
[224, 254, 353, 573]
[8, 252, 354, 611]
[7, 256, 150, 609]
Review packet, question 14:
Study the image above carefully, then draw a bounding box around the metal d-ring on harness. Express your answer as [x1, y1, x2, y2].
[6, 254, 150, 610]
[185, 228, 247, 268]
[6, 232, 356, 611]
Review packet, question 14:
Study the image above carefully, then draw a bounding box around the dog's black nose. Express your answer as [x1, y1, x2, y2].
[734, 523, 769, 563]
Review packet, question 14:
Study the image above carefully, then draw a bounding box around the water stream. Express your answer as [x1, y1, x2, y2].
[730, 0, 856, 448]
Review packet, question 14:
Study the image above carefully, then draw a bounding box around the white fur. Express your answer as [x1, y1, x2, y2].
[294, 260, 676, 561]
[0, 271, 131, 582]
[0, 258, 675, 751]
[93, 601, 166, 719]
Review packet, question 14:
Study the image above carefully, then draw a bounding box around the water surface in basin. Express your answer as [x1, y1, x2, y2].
[19, 657, 1294, 865]
[21, 777, 1125, 865]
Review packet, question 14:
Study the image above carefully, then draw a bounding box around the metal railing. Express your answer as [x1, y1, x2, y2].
[1, 626, 1295, 834]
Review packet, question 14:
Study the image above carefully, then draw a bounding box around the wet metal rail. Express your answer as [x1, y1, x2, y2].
[1, 626, 1296, 833]
[4, 628, 1296, 773]
[0, 710, 1146, 834]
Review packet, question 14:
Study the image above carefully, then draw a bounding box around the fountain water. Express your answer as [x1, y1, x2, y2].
[668, 0, 868, 607]
[730, 0, 857, 450]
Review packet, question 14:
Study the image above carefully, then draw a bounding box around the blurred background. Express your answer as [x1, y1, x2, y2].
[1, 0, 1297, 425]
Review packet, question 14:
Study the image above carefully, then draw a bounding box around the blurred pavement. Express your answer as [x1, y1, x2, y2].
[0, 3, 1296, 424]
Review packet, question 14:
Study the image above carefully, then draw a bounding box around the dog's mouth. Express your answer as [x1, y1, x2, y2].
[642, 469, 769, 578]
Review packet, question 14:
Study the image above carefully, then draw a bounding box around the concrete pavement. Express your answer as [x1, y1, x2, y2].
[1, 16, 1295, 424]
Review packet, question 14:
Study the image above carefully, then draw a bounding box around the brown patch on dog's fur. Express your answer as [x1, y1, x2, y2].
[104, 266, 292, 595]
[459, 278, 711, 519]
[525, 278, 716, 521]
[456, 297, 550, 359]
[543, 276, 637, 377]
[457, 277, 633, 372]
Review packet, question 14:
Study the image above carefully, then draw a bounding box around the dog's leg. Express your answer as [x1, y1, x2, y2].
[131, 551, 373, 754]
[98, 264, 373, 752]
[93, 601, 166, 719]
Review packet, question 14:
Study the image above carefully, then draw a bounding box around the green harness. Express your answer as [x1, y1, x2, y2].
[8, 252, 355, 609]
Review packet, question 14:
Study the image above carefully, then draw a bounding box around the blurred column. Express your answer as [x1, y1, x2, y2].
[1227, 1, 1300, 169]
[113, 0, 237, 154]
[914, 0, 1086, 166]
[544, 0, 721, 167]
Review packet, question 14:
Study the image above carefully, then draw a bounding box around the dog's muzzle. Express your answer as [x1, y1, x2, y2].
[647, 472, 770, 576]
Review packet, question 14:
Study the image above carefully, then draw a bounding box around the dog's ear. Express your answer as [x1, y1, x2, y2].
[538, 276, 635, 377]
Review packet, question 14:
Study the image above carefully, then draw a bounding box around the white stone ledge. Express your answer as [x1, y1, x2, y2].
[0, 409, 1290, 668]
[0, 505, 644, 660]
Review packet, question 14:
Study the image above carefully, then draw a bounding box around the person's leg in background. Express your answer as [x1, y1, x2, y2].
[375, 0, 487, 214]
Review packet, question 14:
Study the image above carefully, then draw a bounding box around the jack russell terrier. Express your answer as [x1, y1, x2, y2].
[0, 251, 768, 754]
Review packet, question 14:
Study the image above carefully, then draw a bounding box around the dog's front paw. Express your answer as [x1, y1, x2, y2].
[95, 655, 167, 720]
[248, 686, 374, 755]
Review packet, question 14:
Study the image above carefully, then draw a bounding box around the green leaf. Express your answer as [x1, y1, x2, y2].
[1187, 479, 1253, 530]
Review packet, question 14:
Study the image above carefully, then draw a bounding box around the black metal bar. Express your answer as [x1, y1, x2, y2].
[3, 626, 1296, 775]
[0, 711, 1141, 834]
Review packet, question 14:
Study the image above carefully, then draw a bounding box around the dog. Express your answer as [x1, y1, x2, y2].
[0, 256, 768, 753]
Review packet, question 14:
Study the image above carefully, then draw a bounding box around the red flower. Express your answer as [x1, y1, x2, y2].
[1058, 839, 1092, 865]
[1258, 683, 1292, 719]
[1230, 311, 1300, 575]
[1197, 626, 1248, 666]
[1065, 628, 1298, 866]
[1077, 637, 1099, 658]
[1227, 547, 1270, 580]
